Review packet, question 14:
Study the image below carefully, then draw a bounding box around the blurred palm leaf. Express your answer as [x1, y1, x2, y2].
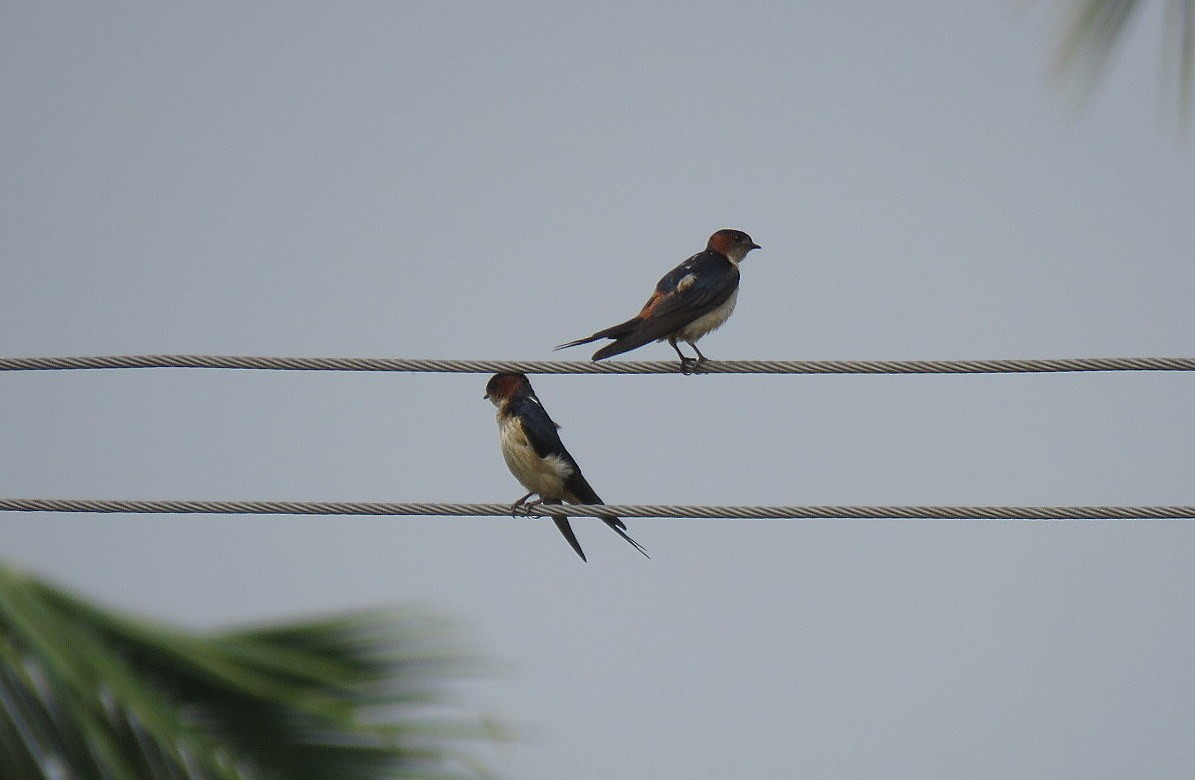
[0, 563, 500, 779]
[1054, 0, 1194, 127]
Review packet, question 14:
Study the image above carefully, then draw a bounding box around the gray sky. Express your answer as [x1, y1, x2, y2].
[2, 3, 1194, 778]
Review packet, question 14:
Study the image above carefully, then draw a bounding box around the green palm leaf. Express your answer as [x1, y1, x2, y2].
[1054, 0, 1194, 126]
[0, 563, 500, 780]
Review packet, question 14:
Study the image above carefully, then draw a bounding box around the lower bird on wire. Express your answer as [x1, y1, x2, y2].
[484, 372, 649, 561]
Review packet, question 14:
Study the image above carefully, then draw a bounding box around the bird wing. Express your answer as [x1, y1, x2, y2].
[513, 397, 605, 506]
[622, 251, 740, 344]
[507, 399, 590, 561]
[513, 397, 649, 558]
[511, 396, 573, 463]
[556, 250, 740, 353]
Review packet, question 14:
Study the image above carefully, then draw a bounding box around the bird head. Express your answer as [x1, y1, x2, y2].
[484, 372, 534, 407]
[708, 229, 761, 264]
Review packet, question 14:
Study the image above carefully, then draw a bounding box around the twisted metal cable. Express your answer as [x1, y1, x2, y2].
[1, 354, 1194, 374]
[1, 498, 1192, 520]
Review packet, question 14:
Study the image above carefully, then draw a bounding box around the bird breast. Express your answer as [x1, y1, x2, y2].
[498, 416, 573, 499]
[675, 288, 739, 342]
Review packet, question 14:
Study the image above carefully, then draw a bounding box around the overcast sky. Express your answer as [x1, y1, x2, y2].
[2, 3, 1194, 778]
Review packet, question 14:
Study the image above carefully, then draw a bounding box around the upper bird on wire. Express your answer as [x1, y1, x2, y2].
[556, 229, 760, 371]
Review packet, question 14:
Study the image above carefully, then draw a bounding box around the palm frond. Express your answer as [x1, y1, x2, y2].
[0, 563, 500, 779]
[1053, 0, 1194, 131]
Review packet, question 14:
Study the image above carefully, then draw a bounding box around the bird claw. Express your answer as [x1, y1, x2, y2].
[678, 356, 708, 375]
[509, 499, 542, 516]
[510, 495, 542, 518]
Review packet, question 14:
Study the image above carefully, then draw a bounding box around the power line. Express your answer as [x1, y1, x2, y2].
[4, 359, 1189, 520]
[1, 498, 1192, 520]
[0, 354, 1194, 375]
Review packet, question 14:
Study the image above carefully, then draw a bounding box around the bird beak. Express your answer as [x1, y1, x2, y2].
[751, 243, 762, 250]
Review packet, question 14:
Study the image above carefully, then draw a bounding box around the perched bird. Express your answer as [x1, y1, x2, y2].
[556, 229, 760, 371]
[484, 372, 648, 562]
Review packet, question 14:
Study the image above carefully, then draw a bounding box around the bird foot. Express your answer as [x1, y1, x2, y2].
[510, 495, 542, 517]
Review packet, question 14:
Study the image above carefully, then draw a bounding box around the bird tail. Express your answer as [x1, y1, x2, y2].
[544, 500, 587, 562]
[554, 317, 644, 357]
[601, 515, 651, 559]
[589, 331, 659, 361]
[553, 517, 589, 562]
[569, 484, 651, 559]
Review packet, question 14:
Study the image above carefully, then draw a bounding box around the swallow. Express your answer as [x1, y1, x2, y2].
[556, 229, 760, 371]
[484, 372, 648, 562]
